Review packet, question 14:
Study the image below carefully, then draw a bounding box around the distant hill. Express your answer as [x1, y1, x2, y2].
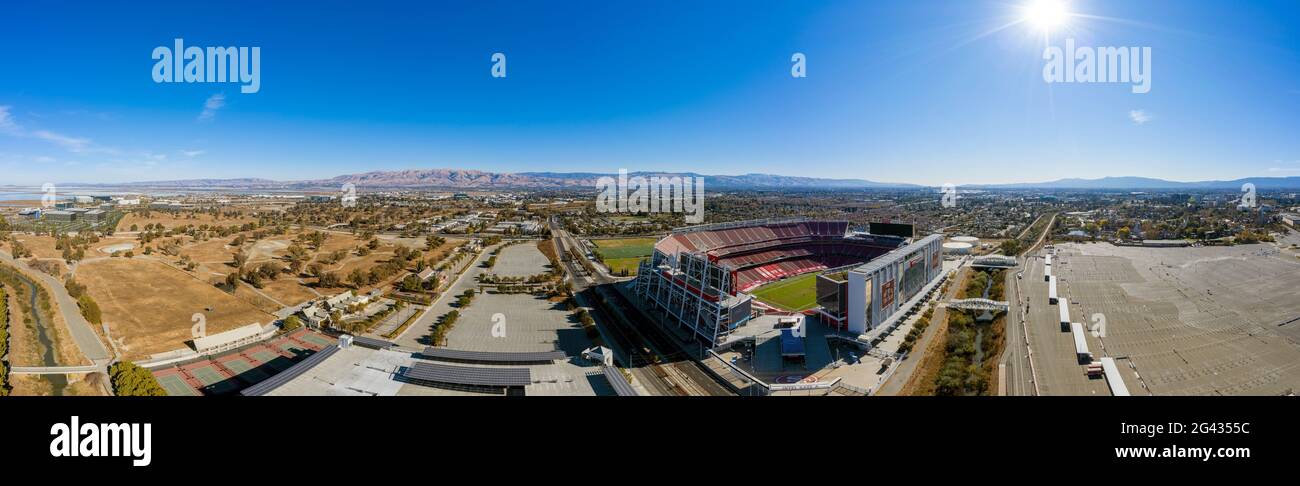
[965, 176, 1300, 190]
[67, 171, 1300, 191]
[86, 169, 921, 190]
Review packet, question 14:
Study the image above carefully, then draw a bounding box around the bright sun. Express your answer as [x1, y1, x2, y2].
[1023, 0, 1070, 30]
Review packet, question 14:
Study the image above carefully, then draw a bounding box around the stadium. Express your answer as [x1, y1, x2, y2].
[634, 218, 945, 348]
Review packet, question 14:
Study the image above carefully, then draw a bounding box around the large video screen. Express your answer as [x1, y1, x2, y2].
[871, 222, 915, 239]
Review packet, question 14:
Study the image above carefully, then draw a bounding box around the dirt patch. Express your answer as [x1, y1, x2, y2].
[98, 242, 136, 254]
[247, 238, 289, 262]
[75, 258, 274, 360]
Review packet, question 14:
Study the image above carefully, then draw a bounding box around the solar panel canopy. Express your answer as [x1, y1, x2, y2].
[420, 347, 566, 363]
[240, 345, 340, 396]
[403, 362, 532, 387]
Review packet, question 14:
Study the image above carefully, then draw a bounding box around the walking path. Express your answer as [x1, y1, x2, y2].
[0, 251, 112, 364]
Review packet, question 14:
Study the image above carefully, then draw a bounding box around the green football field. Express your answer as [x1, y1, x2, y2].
[592, 237, 657, 259]
[593, 238, 657, 275]
[750, 272, 821, 311]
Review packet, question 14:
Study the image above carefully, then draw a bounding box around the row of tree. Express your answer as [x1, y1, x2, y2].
[0, 286, 10, 395]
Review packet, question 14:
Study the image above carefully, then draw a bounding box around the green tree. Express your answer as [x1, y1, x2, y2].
[401, 274, 423, 292]
[77, 294, 102, 325]
[999, 239, 1021, 256]
[282, 315, 302, 331]
[108, 361, 167, 396]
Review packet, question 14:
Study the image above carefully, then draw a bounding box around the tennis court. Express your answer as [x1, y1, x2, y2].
[275, 341, 311, 357]
[187, 363, 241, 395]
[155, 372, 201, 396]
[248, 347, 285, 363]
[296, 333, 334, 348]
[146, 330, 339, 396]
[220, 356, 272, 384]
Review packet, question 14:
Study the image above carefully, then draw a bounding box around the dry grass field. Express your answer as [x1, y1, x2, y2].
[15, 208, 468, 359]
[8, 374, 107, 396]
[115, 211, 262, 232]
[9, 236, 71, 273]
[75, 258, 274, 359]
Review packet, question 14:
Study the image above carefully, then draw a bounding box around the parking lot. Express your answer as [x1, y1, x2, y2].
[489, 242, 552, 278]
[1038, 241, 1300, 395]
[398, 239, 605, 396]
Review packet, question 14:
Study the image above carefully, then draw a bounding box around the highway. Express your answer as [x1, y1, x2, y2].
[550, 219, 731, 396]
[999, 212, 1057, 396]
[1001, 263, 1036, 395]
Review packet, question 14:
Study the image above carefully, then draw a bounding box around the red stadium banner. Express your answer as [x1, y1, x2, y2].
[881, 279, 895, 308]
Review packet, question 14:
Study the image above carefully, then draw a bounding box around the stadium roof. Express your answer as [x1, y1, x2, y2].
[420, 347, 567, 363]
[402, 362, 532, 387]
[240, 345, 340, 396]
[850, 234, 942, 275]
[655, 219, 852, 257]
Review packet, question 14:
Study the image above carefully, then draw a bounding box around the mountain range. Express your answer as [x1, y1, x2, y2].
[61, 170, 1300, 191]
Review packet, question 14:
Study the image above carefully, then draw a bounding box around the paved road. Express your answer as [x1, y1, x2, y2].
[1001, 263, 1035, 395]
[0, 251, 112, 364]
[9, 364, 106, 375]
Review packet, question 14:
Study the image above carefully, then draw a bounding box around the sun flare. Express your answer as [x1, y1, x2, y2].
[1023, 0, 1071, 31]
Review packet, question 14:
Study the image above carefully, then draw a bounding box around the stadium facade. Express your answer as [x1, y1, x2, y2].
[634, 218, 941, 347]
[842, 234, 943, 334]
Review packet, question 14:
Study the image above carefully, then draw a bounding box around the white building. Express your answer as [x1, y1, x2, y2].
[845, 234, 945, 335]
[192, 323, 269, 354]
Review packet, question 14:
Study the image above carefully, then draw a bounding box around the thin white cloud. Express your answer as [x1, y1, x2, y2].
[1267, 160, 1300, 173]
[181, 149, 205, 158]
[32, 130, 92, 152]
[198, 93, 226, 121]
[0, 105, 19, 133]
[0, 105, 113, 154]
[1128, 109, 1153, 125]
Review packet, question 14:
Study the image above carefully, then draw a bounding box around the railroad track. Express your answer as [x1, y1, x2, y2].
[551, 222, 730, 396]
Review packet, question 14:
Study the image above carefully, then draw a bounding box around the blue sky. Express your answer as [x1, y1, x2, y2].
[1, 0, 1297, 186]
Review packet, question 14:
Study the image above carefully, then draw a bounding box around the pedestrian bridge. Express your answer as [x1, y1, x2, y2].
[8, 364, 106, 376]
[944, 298, 1011, 312]
[970, 255, 1018, 268]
